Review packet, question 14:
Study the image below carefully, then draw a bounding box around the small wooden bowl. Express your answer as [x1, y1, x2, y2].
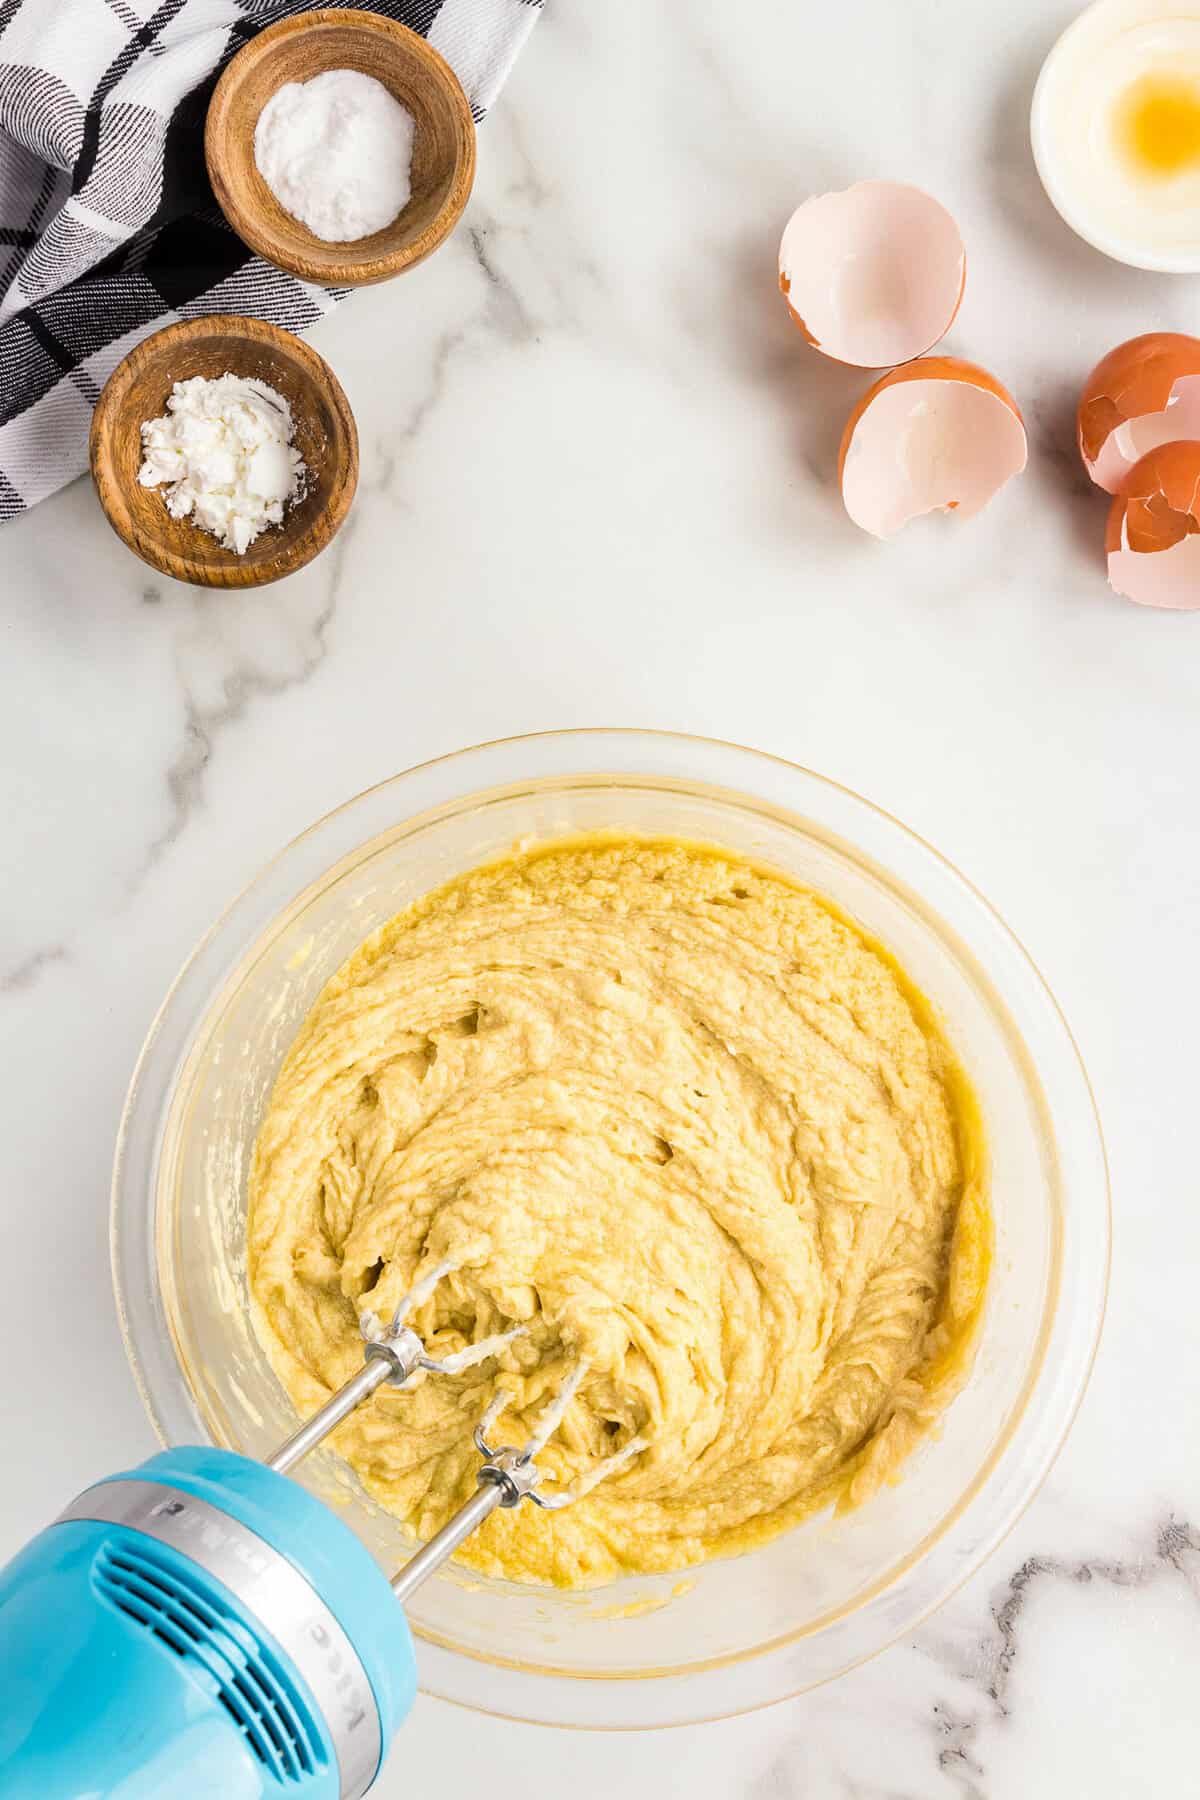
[205, 9, 476, 287]
[89, 315, 358, 589]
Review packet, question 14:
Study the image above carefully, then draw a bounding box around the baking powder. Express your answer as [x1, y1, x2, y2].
[254, 69, 415, 243]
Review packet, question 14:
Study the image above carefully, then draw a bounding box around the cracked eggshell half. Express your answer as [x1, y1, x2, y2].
[778, 180, 966, 368]
[838, 358, 1028, 539]
[1078, 331, 1200, 492]
[1106, 439, 1200, 607]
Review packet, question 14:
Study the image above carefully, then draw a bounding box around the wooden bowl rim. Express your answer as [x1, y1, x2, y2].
[204, 7, 477, 288]
[88, 313, 359, 590]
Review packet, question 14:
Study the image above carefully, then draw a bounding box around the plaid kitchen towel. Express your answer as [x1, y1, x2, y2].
[0, 0, 540, 521]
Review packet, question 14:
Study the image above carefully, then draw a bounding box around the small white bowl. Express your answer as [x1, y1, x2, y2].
[1032, 0, 1200, 273]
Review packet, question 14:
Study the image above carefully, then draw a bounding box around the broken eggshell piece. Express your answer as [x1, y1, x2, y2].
[1106, 439, 1200, 609]
[779, 180, 966, 368]
[1079, 332, 1200, 493]
[839, 358, 1028, 539]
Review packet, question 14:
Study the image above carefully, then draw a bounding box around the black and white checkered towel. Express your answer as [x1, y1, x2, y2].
[0, 0, 539, 522]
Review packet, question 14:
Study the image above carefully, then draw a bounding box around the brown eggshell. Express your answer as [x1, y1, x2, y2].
[1078, 333, 1200, 494]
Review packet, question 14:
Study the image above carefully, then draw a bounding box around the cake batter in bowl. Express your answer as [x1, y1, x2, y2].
[112, 731, 1108, 1727]
[249, 837, 990, 1588]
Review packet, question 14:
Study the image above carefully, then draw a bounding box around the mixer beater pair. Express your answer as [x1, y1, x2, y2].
[270, 1257, 646, 1599]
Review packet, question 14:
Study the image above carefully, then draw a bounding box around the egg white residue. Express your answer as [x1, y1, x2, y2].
[1034, 0, 1200, 263]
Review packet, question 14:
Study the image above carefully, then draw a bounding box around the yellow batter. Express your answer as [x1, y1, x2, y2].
[249, 837, 989, 1588]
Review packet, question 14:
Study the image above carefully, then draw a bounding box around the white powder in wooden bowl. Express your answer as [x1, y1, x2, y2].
[138, 373, 306, 555]
[254, 69, 415, 243]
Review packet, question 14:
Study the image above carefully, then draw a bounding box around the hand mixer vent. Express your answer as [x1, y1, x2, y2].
[91, 1539, 327, 1785]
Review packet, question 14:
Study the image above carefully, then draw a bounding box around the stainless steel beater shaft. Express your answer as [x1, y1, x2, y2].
[389, 1488, 502, 1604]
[267, 1315, 441, 1473]
[389, 1445, 542, 1603]
[267, 1357, 393, 1475]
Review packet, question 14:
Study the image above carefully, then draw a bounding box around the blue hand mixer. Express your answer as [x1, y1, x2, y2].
[0, 1266, 641, 1799]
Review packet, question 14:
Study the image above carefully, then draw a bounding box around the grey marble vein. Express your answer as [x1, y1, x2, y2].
[924, 1518, 1200, 1797]
[468, 224, 538, 343]
[931, 1699, 985, 1796]
[495, 108, 553, 213]
[985, 1521, 1200, 1715]
[143, 583, 341, 873]
[0, 943, 70, 993]
[380, 322, 474, 466]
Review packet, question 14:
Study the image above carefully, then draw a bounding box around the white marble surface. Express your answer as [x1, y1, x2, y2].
[2, 0, 1198, 1792]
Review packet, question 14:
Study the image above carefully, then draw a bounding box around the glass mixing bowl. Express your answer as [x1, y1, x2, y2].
[112, 731, 1108, 1727]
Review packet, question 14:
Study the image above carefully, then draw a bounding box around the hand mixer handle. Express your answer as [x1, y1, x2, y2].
[0, 1447, 417, 1800]
[0, 1295, 615, 1797]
